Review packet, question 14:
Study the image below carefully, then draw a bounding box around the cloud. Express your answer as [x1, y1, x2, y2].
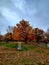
[13, 0, 25, 11]
[1, 7, 19, 21]
[0, 0, 49, 34]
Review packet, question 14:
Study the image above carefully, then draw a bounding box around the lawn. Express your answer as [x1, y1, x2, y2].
[0, 42, 49, 65]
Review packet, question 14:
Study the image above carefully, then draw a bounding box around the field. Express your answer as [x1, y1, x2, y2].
[0, 42, 49, 65]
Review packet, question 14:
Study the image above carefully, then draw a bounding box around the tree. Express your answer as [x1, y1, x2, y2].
[12, 26, 21, 41]
[34, 28, 44, 43]
[45, 29, 49, 42]
[0, 35, 5, 42]
[5, 33, 12, 41]
[12, 20, 34, 42]
[5, 26, 13, 42]
[6, 26, 13, 33]
[0, 31, 5, 42]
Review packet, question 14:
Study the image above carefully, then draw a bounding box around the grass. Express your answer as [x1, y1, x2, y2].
[0, 42, 38, 51]
[21, 44, 37, 51]
[0, 42, 16, 48]
[0, 42, 47, 51]
[0, 42, 49, 65]
[35, 49, 44, 53]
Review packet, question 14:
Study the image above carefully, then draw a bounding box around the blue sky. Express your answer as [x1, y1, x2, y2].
[0, 0, 49, 34]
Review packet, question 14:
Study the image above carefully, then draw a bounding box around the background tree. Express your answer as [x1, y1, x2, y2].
[0, 31, 5, 42]
[34, 28, 44, 43]
[45, 29, 49, 42]
[6, 26, 13, 33]
[5, 26, 13, 42]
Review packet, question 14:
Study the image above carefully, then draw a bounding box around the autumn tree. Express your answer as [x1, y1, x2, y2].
[5, 26, 13, 42]
[12, 26, 20, 41]
[45, 29, 49, 42]
[34, 28, 44, 43]
[12, 20, 34, 42]
[0, 35, 5, 42]
[0, 31, 5, 42]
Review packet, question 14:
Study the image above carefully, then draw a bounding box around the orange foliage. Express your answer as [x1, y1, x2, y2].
[0, 35, 5, 41]
[4, 20, 45, 42]
[5, 33, 12, 41]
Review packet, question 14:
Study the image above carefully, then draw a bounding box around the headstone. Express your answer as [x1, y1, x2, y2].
[17, 42, 21, 50]
[46, 43, 49, 48]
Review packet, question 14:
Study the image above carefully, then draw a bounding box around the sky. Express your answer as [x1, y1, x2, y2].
[0, 0, 49, 35]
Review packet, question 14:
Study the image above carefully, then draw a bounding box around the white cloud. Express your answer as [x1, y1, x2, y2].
[1, 7, 20, 23]
[13, 0, 25, 10]
[0, 0, 49, 34]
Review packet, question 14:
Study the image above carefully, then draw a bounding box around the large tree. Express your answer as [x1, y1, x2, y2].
[12, 20, 34, 42]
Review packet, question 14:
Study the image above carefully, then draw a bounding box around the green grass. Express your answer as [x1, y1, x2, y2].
[0, 42, 16, 48]
[0, 42, 38, 51]
[21, 44, 38, 51]
[0, 42, 47, 51]
[4, 43, 16, 48]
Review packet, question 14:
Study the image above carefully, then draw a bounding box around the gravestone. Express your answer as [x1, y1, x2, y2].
[46, 43, 49, 48]
[17, 42, 21, 50]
